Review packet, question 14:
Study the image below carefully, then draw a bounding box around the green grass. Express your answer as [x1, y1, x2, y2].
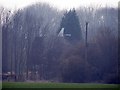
[2, 82, 119, 88]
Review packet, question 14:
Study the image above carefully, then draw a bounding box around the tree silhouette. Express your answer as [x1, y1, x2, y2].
[58, 9, 82, 43]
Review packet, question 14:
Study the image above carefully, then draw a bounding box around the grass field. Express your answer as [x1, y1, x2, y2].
[2, 82, 119, 88]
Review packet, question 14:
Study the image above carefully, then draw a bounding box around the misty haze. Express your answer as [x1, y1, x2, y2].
[0, 0, 119, 88]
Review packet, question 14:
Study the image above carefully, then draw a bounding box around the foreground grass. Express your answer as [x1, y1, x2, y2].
[2, 82, 119, 88]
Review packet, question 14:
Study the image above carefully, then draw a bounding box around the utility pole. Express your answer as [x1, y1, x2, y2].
[85, 22, 88, 62]
[85, 22, 88, 81]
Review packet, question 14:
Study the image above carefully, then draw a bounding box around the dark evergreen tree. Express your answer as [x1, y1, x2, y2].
[58, 9, 82, 43]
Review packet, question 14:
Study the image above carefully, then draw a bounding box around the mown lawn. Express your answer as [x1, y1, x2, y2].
[2, 82, 119, 88]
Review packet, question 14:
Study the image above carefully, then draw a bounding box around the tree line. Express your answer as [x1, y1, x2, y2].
[1, 3, 119, 83]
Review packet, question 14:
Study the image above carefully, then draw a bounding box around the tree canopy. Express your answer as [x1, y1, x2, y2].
[58, 9, 82, 43]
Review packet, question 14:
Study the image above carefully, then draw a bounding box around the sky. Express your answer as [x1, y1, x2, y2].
[0, 0, 119, 10]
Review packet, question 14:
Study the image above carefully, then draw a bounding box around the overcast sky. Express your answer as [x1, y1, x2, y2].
[0, 0, 119, 10]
